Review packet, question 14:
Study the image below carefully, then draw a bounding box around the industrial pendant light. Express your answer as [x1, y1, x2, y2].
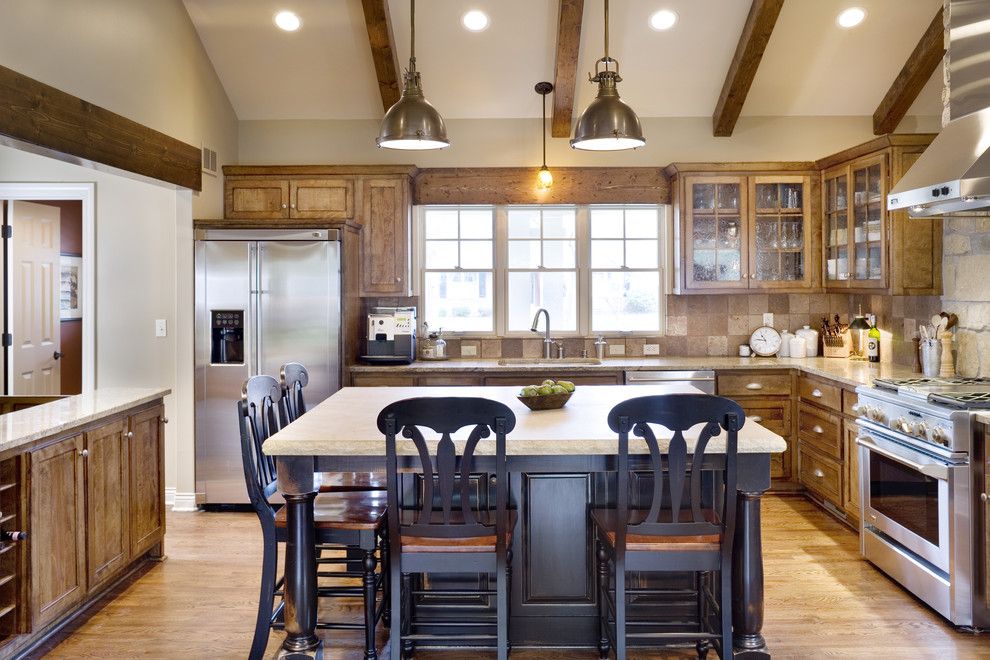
[570, 0, 645, 151]
[376, 0, 449, 150]
[535, 82, 554, 189]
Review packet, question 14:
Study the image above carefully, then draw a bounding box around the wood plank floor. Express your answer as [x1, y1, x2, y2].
[41, 496, 988, 659]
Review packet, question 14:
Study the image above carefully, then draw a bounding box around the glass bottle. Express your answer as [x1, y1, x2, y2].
[867, 315, 881, 363]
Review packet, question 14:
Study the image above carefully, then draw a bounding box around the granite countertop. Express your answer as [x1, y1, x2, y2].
[350, 357, 920, 389]
[263, 384, 787, 457]
[0, 388, 171, 454]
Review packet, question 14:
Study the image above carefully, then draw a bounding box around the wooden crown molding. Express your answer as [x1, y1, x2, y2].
[814, 134, 936, 171]
[414, 167, 670, 206]
[360, 0, 401, 112]
[0, 64, 201, 191]
[712, 0, 785, 137]
[664, 162, 816, 177]
[223, 165, 418, 177]
[872, 8, 945, 136]
[551, 0, 585, 138]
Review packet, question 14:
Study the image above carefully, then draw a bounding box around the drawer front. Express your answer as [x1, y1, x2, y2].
[484, 374, 621, 387]
[842, 388, 860, 418]
[419, 375, 484, 387]
[717, 372, 791, 397]
[799, 447, 842, 506]
[350, 374, 417, 387]
[739, 399, 791, 480]
[798, 403, 842, 459]
[799, 376, 841, 411]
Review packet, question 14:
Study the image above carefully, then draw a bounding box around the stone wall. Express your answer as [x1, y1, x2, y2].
[941, 218, 990, 376]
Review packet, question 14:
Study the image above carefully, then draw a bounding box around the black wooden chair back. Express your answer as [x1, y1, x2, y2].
[237, 375, 284, 518]
[376, 397, 516, 542]
[607, 393, 744, 555]
[280, 362, 309, 423]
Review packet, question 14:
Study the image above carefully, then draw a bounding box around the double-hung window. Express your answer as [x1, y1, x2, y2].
[418, 204, 664, 335]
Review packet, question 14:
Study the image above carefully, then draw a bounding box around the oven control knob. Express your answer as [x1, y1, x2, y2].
[914, 422, 929, 439]
[894, 418, 911, 434]
[930, 427, 949, 446]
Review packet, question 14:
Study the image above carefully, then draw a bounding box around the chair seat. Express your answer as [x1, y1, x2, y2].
[400, 510, 517, 553]
[317, 471, 387, 493]
[591, 508, 721, 551]
[275, 491, 387, 530]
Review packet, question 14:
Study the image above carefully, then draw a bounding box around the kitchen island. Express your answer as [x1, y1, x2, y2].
[264, 384, 786, 658]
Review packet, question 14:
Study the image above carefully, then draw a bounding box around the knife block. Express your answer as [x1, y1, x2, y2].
[822, 330, 852, 358]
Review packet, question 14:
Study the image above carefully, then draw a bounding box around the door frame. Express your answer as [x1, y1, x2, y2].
[0, 183, 95, 393]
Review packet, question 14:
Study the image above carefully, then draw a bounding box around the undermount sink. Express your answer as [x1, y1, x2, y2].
[497, 357, 602, 366]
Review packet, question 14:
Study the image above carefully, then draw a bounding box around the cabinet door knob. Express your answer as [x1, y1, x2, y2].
[126, 431, 134, 439]
[162, 417, 169, 424]
[745, 383, 763, 390]
[750, 416, 763, 423]
[811, 389, 823, 398]
[396, 276, 402, 283]
[79, 449, 89, 458]
[290, 204, 296, 209]
[981, 493, 988, 503]
[812, 425, 824, 434]
[281, 203, 287, 209]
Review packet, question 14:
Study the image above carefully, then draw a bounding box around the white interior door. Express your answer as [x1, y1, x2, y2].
[10, 201, 61, 394]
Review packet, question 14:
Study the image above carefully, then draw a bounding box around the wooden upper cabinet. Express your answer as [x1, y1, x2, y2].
[30, 434, 86, 629]
[361, 177, 410, 296]
[128, 406, 165, 558]
[84, 419, 130, 590]
[225, 179, 290, 219]
[679, 171, 814, 292]
[290, 179, 354, 219]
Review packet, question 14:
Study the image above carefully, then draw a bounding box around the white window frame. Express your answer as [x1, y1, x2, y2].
[415, 204, 667, 338]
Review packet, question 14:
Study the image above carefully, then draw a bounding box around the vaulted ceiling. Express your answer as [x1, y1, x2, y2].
[183, 0, 943, 123]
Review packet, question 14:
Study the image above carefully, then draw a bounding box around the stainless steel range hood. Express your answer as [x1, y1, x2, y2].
[888, 0, 990, 217]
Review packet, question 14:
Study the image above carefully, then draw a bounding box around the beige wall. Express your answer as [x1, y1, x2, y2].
[0, 0, 237, 502]
[239, 115, 941, 167]
[0, 0, 237, 219]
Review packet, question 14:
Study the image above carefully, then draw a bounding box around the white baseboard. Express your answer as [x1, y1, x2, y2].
[165, 487, 176, 507]
[171, 491, 200, 512]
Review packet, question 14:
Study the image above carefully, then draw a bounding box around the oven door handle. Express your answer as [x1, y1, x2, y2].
[855, 435, 952, 481]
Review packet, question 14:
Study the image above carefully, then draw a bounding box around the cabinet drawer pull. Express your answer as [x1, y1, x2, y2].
[281, 203, 287, 209]
[745, 383, 763, 390]
[811, 389, 823, 398]
[750, 416, 763, 423]
[290, 203, 296, 209]
[79, 449, 89, 458]
[813, 468, 824, 479]
[812, 425, 824, 434]
[126, 431, 134, 439]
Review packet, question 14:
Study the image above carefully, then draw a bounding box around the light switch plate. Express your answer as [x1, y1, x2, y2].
[155, 319, 167, 337]
[644, 343, 660, 355]
[762, 313, 774, 327]
[461, 344, 478, 357]
[608, 344, 625, 356]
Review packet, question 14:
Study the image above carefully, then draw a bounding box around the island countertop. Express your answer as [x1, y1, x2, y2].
[0, 387, 171, 454]
[263, 384, 786, 457]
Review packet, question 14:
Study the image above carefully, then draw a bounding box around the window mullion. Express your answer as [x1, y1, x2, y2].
[577, 205, 591, 336]
[495, 206, 508, 336]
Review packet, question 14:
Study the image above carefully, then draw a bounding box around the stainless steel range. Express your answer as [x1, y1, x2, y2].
[856, 377, 989, 630]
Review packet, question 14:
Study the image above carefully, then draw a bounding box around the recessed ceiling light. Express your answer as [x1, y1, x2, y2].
[836, 7, 867, 28]
[462, 10, 489, 32]
[649, 9, 678, 31]
[274, 10, 301, 32]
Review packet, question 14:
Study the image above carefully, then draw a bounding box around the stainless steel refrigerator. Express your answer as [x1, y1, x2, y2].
[194, 228, 341, 504]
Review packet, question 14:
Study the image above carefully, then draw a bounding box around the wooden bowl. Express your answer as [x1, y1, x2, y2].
[517, 392, 572, 411]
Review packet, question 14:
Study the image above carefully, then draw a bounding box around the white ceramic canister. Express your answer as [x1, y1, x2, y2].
[779, 329, 794, 357]
[789, 335, 807, 359]
[796, 325, 819, 357]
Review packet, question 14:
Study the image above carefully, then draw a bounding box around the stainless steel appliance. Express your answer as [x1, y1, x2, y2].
[624, 370, 716, 394]
[855, 376, 989, 629]
[361, 306, 416, 364]
[195, 228, 341, 504]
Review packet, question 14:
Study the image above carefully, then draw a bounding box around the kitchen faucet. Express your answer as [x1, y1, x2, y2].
[530, 308, 554, 359]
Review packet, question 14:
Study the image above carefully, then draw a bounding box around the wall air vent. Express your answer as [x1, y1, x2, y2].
[202, 146, 218, 177]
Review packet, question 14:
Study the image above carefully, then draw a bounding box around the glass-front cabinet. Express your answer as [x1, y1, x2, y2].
[683, 174, 812, 291]
[823, 155, 887, 289]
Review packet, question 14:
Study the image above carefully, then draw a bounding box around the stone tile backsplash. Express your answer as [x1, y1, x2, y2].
[941, 217, 990, 376]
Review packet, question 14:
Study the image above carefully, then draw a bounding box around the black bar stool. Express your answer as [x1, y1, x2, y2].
[591, 393, 743, 660]
[238, 375, 388, 660]
[377, 397, 516, 660]
[280, 361, 387, 493]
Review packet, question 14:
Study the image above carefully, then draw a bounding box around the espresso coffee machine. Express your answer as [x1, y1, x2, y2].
[362, 306, 416, 364]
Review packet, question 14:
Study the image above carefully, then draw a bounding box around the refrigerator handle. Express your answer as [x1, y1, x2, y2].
[249, 243, 259, 376]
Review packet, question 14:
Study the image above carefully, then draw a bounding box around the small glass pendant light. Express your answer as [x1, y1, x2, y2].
[570, 0, 645, 151]
[535, 82, 554, 189]
[376, 0, 449, 150]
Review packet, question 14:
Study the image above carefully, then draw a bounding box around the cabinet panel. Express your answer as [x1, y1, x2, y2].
[30, 434, 86, 628]
[361, 178, 409, 296]
[748, 176, 813, 289]
[418, 375, 484, 386]
[128, 407, 165, 558]
[843, 421, 861, 522]
[823, 155, 888, 289]
[484, 374, 621, 387]
[85, 419, 130, 589]
[738, 398, 792, 480]
[351, 374, 417, 387]
[225, 179, 289, 219]
[798, 447, 842, 507]
[798, 404, 842, 460]
[290, 179, 353, 219]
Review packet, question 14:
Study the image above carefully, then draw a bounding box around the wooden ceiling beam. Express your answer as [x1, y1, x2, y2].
[872, 8, 945, 135]
[551, 0, 584, 138]
[711, 0, 785, 137]
[360, 0, 401, 112]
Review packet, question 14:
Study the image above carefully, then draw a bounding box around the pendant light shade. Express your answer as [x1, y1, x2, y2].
[376, 0, 449, 150]
[570, 0, 645, 151]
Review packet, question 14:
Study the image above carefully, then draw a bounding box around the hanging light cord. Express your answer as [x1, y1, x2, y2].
[542, 93, 547, 168]
[409, 0, 416, 70]
[603, 0, 609, 62]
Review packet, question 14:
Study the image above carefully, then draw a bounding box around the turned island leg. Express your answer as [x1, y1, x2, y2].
[278, 456, 320, 656]
[732, 489, 771, 659]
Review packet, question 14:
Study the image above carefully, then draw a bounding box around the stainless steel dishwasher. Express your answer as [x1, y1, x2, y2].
[624, 370, 716, 394]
